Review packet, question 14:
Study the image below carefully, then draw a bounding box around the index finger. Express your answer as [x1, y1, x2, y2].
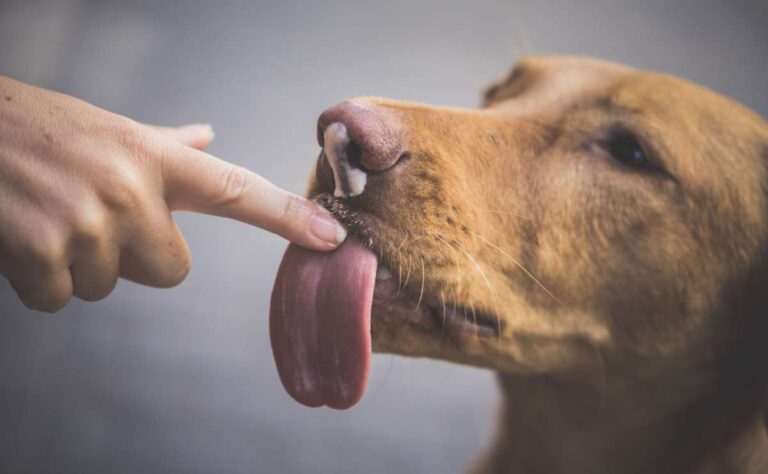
[161, 145, 346, 251]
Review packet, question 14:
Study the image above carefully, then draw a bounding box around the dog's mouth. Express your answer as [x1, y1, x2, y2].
[315, 194, 502, 341]
[371, 268, 501, 339]
[269, 194, 500, 410]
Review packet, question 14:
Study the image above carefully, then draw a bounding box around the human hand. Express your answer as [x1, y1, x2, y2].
[0, 76, 346, 312]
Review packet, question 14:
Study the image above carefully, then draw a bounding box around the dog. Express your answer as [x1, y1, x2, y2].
[270, 56, 768, 474]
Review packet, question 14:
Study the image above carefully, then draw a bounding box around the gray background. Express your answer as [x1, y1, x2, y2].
[0, 1, 765, 473]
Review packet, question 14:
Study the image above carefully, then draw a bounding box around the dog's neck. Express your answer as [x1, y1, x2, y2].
[475, 359, 768, 474]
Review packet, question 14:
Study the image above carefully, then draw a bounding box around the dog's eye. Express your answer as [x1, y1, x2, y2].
[606, 132, 649, 169]
[591, 130, 676, 182]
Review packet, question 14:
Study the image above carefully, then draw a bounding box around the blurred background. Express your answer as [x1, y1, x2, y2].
[0, 0, 766, 473]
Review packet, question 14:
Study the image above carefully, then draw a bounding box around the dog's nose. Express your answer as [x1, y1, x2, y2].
[317, 101, 405, 198]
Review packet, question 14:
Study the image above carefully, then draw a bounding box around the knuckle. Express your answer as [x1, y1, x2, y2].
[157, 253, 191, 289]
[279, 194, 311, 226]
[18, 294, 39, 312]
[174, 254, 192, 285]
[36, 297, 70, 314]
[25, 230, 67, 273]
[18, 287, 71, 314]
[100, 164, 147, 212]
[70, 205, 108, 246]
[150, 238, 192, 289]
[213, 166, 252, 206]
[76, 279, 116, 302]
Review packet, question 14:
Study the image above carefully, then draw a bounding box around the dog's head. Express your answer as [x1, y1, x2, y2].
[306, 56, 768, 382]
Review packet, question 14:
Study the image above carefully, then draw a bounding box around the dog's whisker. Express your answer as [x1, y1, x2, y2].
[416, 257, 426, 310]
[468, 303, 479, 340]
[394, 233, 433, 292]
[471, 231, 561, 306]
[434, 234, 504, 340]
[403, 253, 413, 288]
[440, 290, 448, 341]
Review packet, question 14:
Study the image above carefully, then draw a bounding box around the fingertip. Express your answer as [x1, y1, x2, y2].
[177, 124, 215, 150]
[270, 194, 346, 251]
[156, 123, 215, 150]
[304, 205, 347, 251]
[290, 234, 344, 252]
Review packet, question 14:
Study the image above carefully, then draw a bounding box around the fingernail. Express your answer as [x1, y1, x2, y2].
[310, 209, 347, 245]
[176, 124, 214, 142]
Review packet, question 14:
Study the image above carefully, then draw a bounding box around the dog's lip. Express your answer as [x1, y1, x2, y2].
[313, 193, 501, 339]
[372, 263, 502, 339]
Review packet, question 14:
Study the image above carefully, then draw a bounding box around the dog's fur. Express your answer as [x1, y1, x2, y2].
[309, 56, 768, 474]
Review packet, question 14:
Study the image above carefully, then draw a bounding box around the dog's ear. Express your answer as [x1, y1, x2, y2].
[481, 68, 519, 108]
[481, 81, 502, 108]
[480, 59, 537, 108]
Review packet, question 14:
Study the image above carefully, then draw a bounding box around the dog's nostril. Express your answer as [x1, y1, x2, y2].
[318, 102, 404, 169]
[322, 122, 368, 198]
[346, 140, 364, 170]
[317, 101, 406, 196]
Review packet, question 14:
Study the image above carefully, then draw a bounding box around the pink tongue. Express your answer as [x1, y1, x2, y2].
[269, 239, 377, 409]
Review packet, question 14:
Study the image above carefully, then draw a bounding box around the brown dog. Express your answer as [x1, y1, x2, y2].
[273, 56, 768, 473]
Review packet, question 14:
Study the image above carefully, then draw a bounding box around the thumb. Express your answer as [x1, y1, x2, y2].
[146, 123, 215, 151]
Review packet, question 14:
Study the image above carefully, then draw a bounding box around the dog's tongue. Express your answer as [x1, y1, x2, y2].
[270, 239, 377, 409]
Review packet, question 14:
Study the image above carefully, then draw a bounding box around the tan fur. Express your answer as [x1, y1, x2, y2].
[309, 56, 768, 474]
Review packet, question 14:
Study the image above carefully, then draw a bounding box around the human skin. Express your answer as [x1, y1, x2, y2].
[0, 75, 346, 313]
